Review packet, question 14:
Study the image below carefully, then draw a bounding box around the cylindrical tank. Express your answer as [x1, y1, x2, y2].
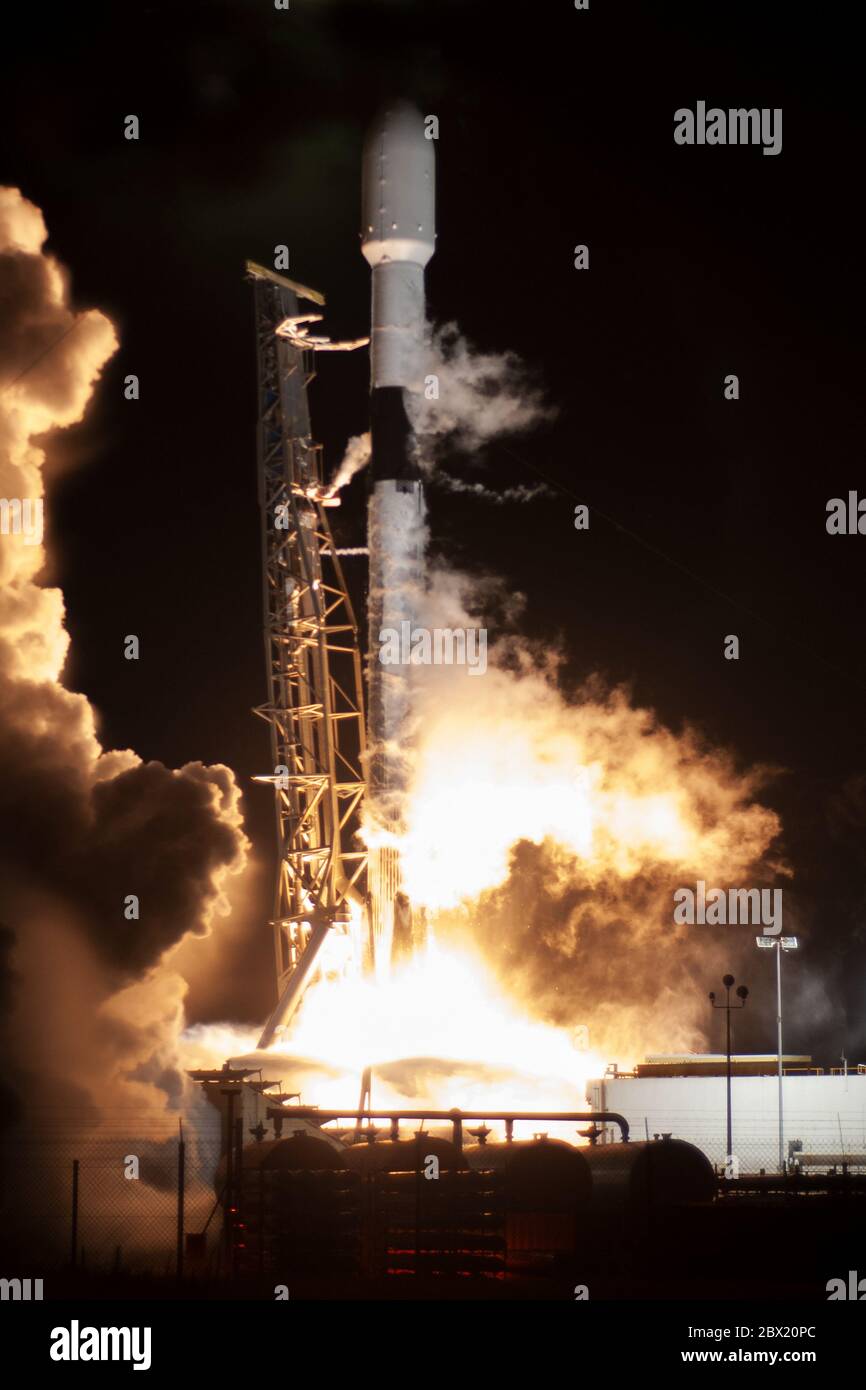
[214, 1129, 348, 1192]
[344, 1135, 466, 1175]
[223, 1131, 359, 1277]
[344, 1136, 474, 1279]
[583, 1138, 716, 1212]
[465, 1137, 592, 1259]
[465, 1138, 591, 1202]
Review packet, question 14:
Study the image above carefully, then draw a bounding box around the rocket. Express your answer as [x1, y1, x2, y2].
[361, 105, 435, 968]
[251, 108, 435, 1049]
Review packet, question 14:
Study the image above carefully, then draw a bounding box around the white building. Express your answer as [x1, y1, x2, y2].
[588, 1056, 866, 1174]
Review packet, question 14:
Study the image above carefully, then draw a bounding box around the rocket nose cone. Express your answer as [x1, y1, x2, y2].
[361, 101, 436, 266]
[364, 101, 427, 157]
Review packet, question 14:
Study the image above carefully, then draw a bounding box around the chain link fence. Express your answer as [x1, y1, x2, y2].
[3, 1107, 865, 1293]
[0, 1117, 224, 1279]
[625, 1109, 866, 1176]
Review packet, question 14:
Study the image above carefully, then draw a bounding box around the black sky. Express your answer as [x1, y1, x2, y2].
[2, 0, 864, 1060]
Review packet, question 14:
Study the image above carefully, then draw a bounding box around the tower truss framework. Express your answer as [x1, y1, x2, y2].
[248, 263, 368, 1047]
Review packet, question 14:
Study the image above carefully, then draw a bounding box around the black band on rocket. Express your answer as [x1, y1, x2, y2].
[370, 386, 420, 483]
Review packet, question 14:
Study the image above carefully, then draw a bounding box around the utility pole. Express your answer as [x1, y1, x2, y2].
[756, 936, 799, 1173]
[710, 974, 749, 1168]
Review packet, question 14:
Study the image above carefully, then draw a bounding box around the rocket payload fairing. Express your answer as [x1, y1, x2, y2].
[361, 104, 435, 475]
[362, 105, 435, 968]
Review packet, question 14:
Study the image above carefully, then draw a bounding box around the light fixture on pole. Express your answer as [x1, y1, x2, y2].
[709, 974, 749, 1168]
[756, 935, 799, 1173]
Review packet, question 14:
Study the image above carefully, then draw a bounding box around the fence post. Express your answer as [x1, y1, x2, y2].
[233, 1116, 244, 1276]
[176, 1120, 185, 1282]
[70, 1158, 79, 1269]
[223, 1089, 235, 1268]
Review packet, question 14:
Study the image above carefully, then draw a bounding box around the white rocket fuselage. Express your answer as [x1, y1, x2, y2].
[361, 104, 435, 396]
[362, 105, 435, 810]
[361, 105, 435, 965]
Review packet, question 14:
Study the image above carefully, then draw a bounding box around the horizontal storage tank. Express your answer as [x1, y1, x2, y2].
[343, 1135, 466, 1175]
[465, 1137, 592, 1261]
[345, 1136, 493, 1278]
[583, 1138, 716, 1212]
[465, 1138, 591, 1203]
[215, 1128, 349, 1191]
[227, 1131, 360, 1276]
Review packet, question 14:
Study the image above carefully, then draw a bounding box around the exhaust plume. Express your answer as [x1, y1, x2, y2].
[409, 320, 553, 462]
[396, 567, 785, 1058]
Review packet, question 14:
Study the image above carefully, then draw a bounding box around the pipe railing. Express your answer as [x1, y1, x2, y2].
[266, 1106, 629, 1148]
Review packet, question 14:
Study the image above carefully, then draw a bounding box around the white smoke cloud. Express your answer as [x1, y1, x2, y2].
[0, 189, 250, 1254]
[391, 563, 787, 1060]
[327, 430, 371, 493]
[409, 320, 553, 458]
[328, 321, 553, 498]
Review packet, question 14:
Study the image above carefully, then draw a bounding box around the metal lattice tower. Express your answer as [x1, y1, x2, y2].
[248, 263, 368, 1047]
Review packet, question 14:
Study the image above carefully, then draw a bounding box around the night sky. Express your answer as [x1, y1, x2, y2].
[2, 0, 864, 1060]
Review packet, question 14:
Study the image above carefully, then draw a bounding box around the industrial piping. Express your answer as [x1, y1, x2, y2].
[266, 1107, 631, 1150]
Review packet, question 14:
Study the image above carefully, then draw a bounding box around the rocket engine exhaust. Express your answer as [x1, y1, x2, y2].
[362, 104, 435, 970]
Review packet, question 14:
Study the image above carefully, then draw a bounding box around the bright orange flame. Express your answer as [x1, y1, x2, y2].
[184, 940, 604, 1141]
[185, 636, 780, 1121]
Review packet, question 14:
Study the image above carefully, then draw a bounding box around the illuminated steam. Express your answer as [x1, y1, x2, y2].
[327, 429, 371, 493]
[0, 188, 249, 1245]
[255, 312, 785, 1089]
[385, 565, 785, 1059]
[328, 320, 552, 496]
[434, 473, 554, 504]
[0, 188, 788, 1193]
[409, 320, 553, 461]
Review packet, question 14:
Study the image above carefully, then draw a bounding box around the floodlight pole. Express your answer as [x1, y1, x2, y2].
[776, 939, 784, 1174]
[709, 975, 748, 1169]
[757, 935, 798, 1175]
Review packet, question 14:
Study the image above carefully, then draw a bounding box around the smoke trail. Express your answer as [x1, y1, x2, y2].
[327, 430, 371, 493]
[409, 320, 553, 463]
[434, 473, 554, 504]
[0, 189, 249, 1255]
[327, 322, 552, 496]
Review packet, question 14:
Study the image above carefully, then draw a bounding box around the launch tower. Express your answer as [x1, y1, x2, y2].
[251, 103, 435, 1044]
[249, 263, 368, 1047]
